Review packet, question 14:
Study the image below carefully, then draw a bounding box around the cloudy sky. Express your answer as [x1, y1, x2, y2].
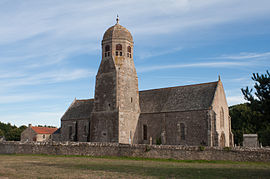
[0, 0, 269, 127]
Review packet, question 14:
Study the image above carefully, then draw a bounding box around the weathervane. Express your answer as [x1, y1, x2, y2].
[116, 14, 119, 24]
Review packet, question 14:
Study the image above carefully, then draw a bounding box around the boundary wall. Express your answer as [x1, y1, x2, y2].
[0, 142, 269, 162]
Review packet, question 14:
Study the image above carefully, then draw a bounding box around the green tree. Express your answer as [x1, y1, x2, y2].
[5, 128, 22, 141]
[229, 103, 257, 145]
[0, 122, 27, 141]
[241, 70, 270, 146]
[19, 125, 27, 131]
[0, 122, 14, 135]
[0, 129, 4, 137]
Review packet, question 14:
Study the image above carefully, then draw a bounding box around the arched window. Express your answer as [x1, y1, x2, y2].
[180, 123, 185, 140]
[220, 132, 226, 147]
[104, 45, 110, 57]
[84, 125, 87, 135]
[143, 125, 147, 140]
[220, 107, 224, 129]
[127, 46, 132, 58]
[105, 45, 110, 52]
[116, 44, 122, 50]
[115, 44, 122, 56]
[69, 126, 72, 140]
[127, 46, 131, 53]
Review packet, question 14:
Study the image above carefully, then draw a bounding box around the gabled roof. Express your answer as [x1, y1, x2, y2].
[139, 81, 218, 113]
[61, 99, 94, 121]
[60, 81, 219, 120]
[31, 127, 58, 134]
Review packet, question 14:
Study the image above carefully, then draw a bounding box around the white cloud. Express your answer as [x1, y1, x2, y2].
[1, 0, 269, 44]
[0, 69, 95, 88]
[227, 95, 246, 106]
[137, 46, 183, 59]
[137, 61, 249, 73]
[0, 94, 59, 104]
[210, 52, 270, 60]
[0, 0, 269, 74]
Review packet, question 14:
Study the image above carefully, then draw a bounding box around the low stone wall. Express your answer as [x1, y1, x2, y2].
[0, 141, 269, 162]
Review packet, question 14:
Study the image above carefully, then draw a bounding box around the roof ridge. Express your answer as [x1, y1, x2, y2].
[32, 126, 57, 128]
[76, 98, 94, 101]
[139, 81, 218, 93]
[31, 126, 58, 134]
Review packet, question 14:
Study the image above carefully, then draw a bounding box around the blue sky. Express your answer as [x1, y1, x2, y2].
[0, 0, 269, 127]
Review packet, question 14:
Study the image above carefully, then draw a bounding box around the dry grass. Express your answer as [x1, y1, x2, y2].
[0, 154, 269, 179]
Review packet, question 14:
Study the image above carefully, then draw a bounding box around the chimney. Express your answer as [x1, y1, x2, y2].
[28, 124, 32, 128]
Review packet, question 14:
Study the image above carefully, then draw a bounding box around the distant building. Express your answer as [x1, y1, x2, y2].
[21, 124, 58, 142]
[58, 18, 234, 147]
[243, 134, 259, 147]
[0, 136, 5, 142]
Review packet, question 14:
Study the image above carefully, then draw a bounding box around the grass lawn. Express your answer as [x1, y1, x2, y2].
[0, 154, 269, 179]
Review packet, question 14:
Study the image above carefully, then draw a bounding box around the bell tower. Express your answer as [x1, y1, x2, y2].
[90, 17, 140, 144]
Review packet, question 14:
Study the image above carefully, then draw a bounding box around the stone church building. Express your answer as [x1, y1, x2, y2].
[58, 18, 234, 147]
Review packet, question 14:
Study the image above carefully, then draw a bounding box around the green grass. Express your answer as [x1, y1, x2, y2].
[0, 154, 269, 178]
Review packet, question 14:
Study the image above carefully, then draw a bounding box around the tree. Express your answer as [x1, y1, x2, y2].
[229, 103, 257, 145]
[0, 129, 4, 137]
[19, 125, 27, 131]
[37, 125, 56, 128]
[241, 70, 270, 146]
[5, 128, 21, 141]
[0, 122, 27, 141]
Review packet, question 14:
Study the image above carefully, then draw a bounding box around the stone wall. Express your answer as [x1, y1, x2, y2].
[211, 80, 234, 147]
[0, 142, 269, 162]
[138, 110, 209, 146]
[21, 127, 36, 142]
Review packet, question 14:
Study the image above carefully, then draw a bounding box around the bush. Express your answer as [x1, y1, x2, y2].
[199, 146, 205, 151]
[156, 137, 162, 145]
[223, 147, 231, 151]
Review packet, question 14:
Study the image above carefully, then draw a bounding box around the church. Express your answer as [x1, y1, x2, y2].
[57, 18, 234, 147]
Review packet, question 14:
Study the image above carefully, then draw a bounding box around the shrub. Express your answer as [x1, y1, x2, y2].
[199, 146, 205, 151]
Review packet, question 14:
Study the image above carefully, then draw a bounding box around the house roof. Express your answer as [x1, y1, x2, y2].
[61, 81, 219, 120]
[31, 127, 58, 134]
[61, 99, 94, 121]
[139, 81, 218, 113]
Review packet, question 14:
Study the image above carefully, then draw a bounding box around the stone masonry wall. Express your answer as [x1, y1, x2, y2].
[211, 80, 233, 147]
[138, 110, 209, 146]
[0, 142, 269, 162]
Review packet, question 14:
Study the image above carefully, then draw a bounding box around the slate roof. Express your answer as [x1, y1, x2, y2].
[61, 81, 218, 120]
[139, 81, 218, 113]
[31, 127, 58, 134]
[53, 128, 61, 134]
[61, 99, 94, 121]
